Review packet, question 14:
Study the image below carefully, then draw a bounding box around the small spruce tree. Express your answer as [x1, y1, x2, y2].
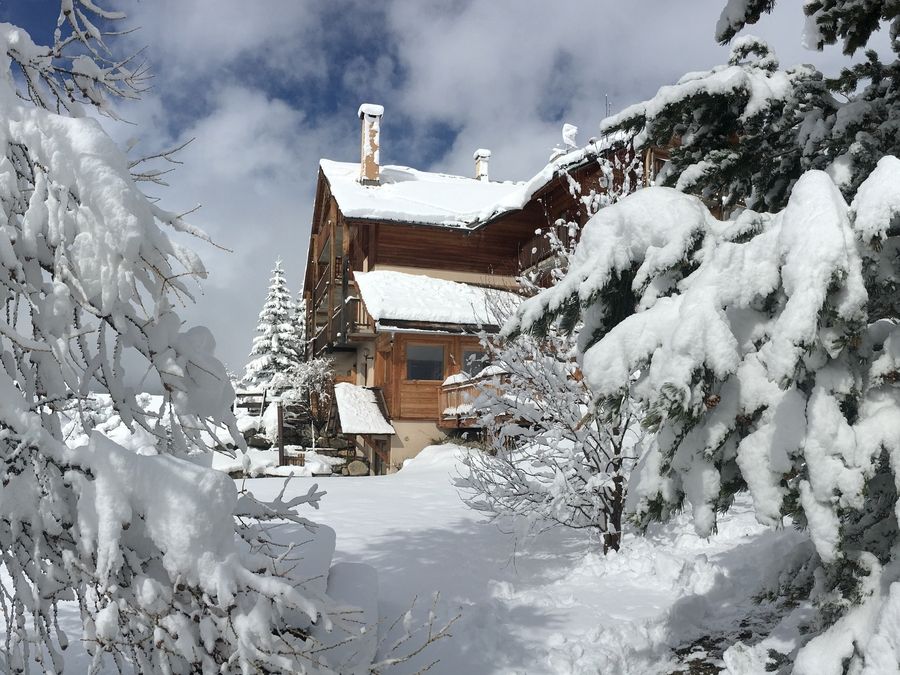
[243, 259, 304, 389]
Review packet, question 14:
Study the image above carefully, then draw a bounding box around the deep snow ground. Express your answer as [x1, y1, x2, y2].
[248, 445, 810, 674]
[18, 443, 810, 673]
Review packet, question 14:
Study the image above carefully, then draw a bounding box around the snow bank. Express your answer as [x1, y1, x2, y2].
[211, 449, 344, 477]
[246, 449, 813, 674]
[399, 444, 467, 475]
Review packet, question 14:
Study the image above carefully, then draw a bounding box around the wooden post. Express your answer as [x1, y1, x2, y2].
[277, 401, 285, 466]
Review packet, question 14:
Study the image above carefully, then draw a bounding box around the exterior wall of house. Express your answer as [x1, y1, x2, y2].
[372, 332, 483, 423]
[330, 351, 357, 384]
[368, 210, 546, 276]
[388, 420, 445, 469]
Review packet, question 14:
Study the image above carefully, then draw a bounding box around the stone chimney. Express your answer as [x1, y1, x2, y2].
[358, 103, 384, 184]
[474, 148, 491, 181]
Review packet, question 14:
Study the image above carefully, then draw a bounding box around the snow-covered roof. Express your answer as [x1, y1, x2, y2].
[319, 134, 628, 230]
[334, 383, 395, 435]
[354, 270, 519, 328]
[320, 159, 525, 228]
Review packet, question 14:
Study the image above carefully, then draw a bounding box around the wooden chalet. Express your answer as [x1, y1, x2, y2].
[302, 103, 654, 473]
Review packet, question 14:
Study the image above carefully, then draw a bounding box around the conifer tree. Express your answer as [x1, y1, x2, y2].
[243, 259, 303, 389]
[512, 2, 900, 669]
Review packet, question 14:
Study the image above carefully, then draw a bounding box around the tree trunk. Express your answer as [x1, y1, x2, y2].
[603, 469, 625, 553]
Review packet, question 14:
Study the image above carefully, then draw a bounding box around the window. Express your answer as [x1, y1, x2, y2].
[461, 349, 488, 375]
[406, 344, 444, 380]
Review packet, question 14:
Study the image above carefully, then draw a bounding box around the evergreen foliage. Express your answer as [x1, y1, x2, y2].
[606, 1, 900, 214]
[513, 2, 900, 668]
[243, 259, 304, 389]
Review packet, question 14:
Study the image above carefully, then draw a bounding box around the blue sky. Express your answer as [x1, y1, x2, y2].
[0, 1, 880, 375]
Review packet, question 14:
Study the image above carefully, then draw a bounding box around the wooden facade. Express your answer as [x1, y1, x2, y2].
[372, 333, 483, 421]
[302, 150, 624, 357]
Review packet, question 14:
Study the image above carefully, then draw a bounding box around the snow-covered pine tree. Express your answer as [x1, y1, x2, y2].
[510, 4, 900, 669]
[243, 259, 304, 389]
[602, 35, 834, 214]
[513, 158, 900, 675]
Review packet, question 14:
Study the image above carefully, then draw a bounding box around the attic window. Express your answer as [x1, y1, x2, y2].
[407, 344, 444, 381]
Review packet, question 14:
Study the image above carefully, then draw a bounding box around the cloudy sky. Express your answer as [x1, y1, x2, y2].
[0, 1, 880, 375]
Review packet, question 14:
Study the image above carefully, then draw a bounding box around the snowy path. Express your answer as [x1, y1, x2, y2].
[247, 445, 806, 674]
[248, 447, 596, 673]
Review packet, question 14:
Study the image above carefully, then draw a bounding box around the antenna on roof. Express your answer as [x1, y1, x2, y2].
[605, 94, 611, 119]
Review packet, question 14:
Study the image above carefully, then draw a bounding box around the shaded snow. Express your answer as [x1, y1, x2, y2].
[244, 445, 810, 675]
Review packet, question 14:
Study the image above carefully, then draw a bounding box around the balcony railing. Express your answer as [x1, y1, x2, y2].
[346, 296, 374, 336]
[438, 367, 506, 429]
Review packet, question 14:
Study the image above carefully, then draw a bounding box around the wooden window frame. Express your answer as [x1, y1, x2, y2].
[404, 342, 447, 382]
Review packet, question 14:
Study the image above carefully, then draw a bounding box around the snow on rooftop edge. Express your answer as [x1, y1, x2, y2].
[354, 270, 519, 327]
[319, 132, 629, 229]
[334, 383, 395, 435]
[320, 159, 524, 228]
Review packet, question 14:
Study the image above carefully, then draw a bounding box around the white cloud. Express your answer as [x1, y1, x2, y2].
[127, 1, 327, 84]
[383, 0, 880, 181]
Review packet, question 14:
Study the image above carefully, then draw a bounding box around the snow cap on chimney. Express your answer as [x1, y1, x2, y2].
[358, 103, 384, 184]
[474, 148, 491, 181]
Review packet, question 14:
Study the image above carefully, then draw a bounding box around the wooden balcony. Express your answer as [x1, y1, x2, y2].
[345, 295, 374, 338]
[438, 370, 505, 429]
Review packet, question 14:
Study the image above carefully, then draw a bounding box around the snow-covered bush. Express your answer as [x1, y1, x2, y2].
[273, 357, 335, 419]
[460, 325, 643, 552]
[0, 5, 416, 673]
[242, 258, 305, 389]
[461, 165, 644, 553]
